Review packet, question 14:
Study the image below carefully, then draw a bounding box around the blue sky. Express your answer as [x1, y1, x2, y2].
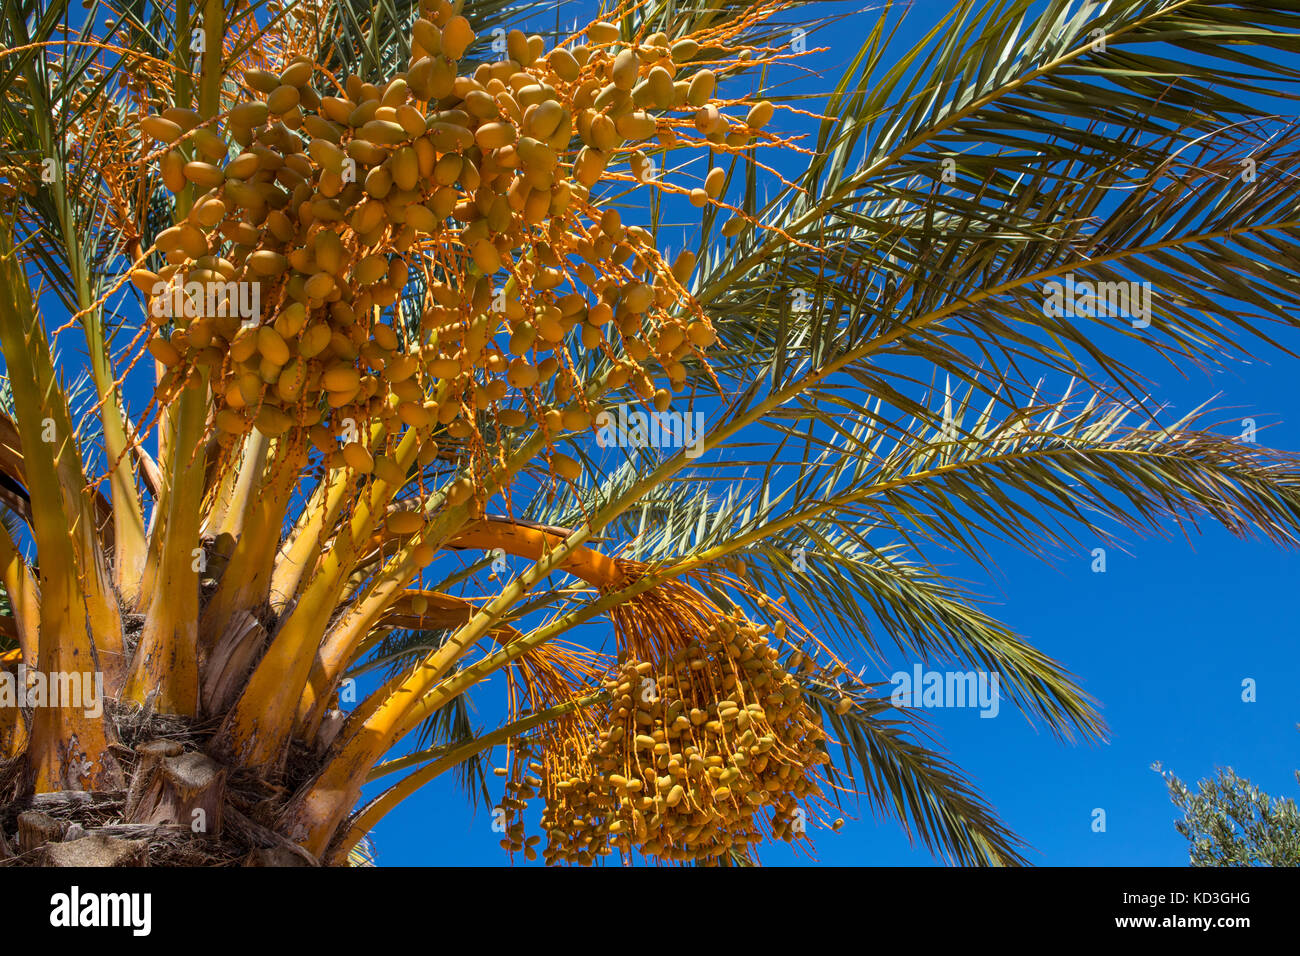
[360, 0, 1300, 866]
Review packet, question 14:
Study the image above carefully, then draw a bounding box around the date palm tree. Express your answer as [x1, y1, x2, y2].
[2, 0, 1300, 866]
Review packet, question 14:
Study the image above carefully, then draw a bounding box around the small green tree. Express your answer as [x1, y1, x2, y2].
[1154, 761, 1300, 867]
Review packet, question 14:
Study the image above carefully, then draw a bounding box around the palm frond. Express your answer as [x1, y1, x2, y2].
[695, 0, 1300, 416]
[350, 626, 493, 809]
[805, 680, 1030, 866]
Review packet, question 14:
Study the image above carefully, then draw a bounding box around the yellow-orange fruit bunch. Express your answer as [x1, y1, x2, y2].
[502, 613, 828, 865]
[0, 164, 36, 200]
[131, 0, 767, 476]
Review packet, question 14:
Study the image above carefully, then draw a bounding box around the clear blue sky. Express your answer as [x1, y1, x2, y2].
[361, 0, 1300, 866]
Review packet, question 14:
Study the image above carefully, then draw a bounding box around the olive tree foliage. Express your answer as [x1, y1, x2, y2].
[1155, 755, 1300, 867]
